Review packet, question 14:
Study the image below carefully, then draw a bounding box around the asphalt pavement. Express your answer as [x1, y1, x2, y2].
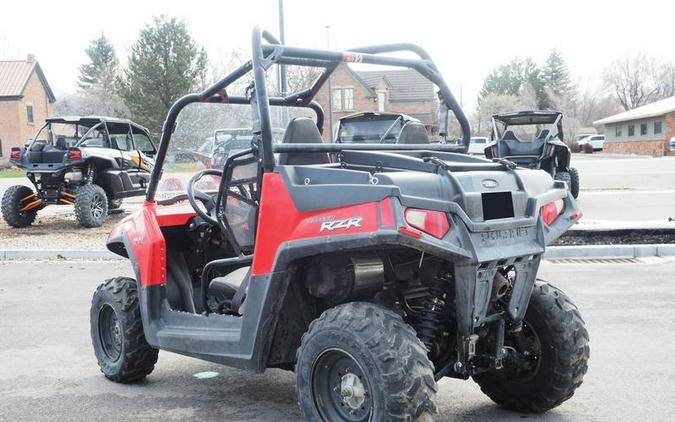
[1, 259, 674, 421]
[572, 154, 675, 221]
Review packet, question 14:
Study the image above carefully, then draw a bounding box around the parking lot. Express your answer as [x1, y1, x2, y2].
[1, 259, 674, 421]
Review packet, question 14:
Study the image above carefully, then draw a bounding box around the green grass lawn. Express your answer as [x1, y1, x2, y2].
[0, 168, 25, 178]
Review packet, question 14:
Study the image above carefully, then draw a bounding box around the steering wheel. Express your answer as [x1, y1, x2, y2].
[187, 169, 222, 226]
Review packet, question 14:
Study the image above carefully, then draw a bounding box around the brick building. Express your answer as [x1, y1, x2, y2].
[0, 56, 55, 166]
[594, 97, 675, 156]
[314, 64, 437, 141]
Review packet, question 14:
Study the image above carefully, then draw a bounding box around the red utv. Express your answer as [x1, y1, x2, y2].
[90, 28, 588, 421]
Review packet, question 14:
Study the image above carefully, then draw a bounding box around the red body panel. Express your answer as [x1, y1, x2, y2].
[108, 201, 167, 287]
[252, 173, 380, 276]
[380, 197, 394, 228]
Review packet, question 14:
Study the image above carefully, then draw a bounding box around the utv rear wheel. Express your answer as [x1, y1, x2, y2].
[1, 185, 39, 227]
[75, 184, 108, 227]
[569, 167, 580, 198]
[554, 171, 577, 199]
[296, 302, 437, 421]
[90, 277, 158, 382]
[473, 281, 589, 413]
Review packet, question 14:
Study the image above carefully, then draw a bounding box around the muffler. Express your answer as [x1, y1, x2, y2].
[491, 271, 511, 302]
[305, 255, 384, 302]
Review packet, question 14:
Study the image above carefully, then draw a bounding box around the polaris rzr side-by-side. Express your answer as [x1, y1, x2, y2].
[90, 28, 589, 421]
[484, 111, 580, 198]
[2, 116, 156, 227]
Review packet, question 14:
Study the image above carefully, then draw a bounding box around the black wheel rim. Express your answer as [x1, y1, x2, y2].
[91, 193, 104, 219]
[311, 348, 373, 422]
[98, 304, 122, 361]
[502, 321, 543, 382]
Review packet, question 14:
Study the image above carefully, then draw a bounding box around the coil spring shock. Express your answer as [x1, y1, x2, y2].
[403, 274, 448, 357]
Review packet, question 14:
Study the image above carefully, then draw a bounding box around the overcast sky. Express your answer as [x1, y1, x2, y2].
[1, 0, 673, 111]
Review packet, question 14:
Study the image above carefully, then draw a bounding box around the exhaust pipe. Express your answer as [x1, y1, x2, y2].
[491, 272, 510, 302]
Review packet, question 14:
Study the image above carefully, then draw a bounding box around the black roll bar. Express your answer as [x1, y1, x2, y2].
[146, 27, 472, 200]
[254, 30, 471, 169]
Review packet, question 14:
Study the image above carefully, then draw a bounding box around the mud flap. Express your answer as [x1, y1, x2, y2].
[453, 255, 541, 375]
[506, 256, 541, 322]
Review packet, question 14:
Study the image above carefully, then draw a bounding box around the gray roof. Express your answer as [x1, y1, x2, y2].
[355, 69, 435, 102]
[594, 96, 675, 125]
[0, 59, 55, 102]
[46, 115, 149, 132]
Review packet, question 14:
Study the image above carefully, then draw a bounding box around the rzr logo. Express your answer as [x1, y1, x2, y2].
[320, 217, 363, 232]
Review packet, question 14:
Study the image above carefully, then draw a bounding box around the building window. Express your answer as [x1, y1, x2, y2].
[0, 139, 3, 157]
[26, 104, 34, 124]
[343, 88, 354, 111]
[377, 91, 387, 112]
[615, 126, 622, 137]
[654, 121, 663, 135]
[628, 125, 635, 137]
[640, 123, 648, 136]
[331, 88, 342, 111]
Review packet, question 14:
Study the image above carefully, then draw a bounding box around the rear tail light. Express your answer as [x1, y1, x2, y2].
[10, 148, 21, 160]
[404, 208, 450, 239]
[68, 148, 82, 160]
[541, 199, 564, 225]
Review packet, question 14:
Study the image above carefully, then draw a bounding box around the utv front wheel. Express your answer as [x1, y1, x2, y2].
[75, 184, 108, 227]
[1, 185, 39, 227]
[296, 302, 437, 421]
[90, 277, 158, 382]
[473, 281, 590, 413]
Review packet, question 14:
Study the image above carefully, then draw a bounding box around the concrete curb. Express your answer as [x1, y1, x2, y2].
[544, 244, 675, 259]
[1, 244, 674, 261]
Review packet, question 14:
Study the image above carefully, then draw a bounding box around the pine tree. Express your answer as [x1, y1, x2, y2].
[118, 16, 208, 134]
[78, 33, 118, 90]
[543, 50, 572, 97]
[479, 58, 548, 109]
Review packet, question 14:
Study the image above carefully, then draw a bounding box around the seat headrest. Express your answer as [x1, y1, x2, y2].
[282, 117, 323, 144]
[536, 129, 550, 140]
[397, 121, 429, 144]
[500, 130, 519, 142]
[278, 117, 329, 166]
[55, 137, 67, 150]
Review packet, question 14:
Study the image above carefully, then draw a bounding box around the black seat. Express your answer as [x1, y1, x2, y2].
[278, 117, 329, 165]
[397, 121, 429, 144]
[209, 266, 251, 315]
[55, 137, 67, 150]
[498, 129, 545, 158]
[536, 129, 550, 140]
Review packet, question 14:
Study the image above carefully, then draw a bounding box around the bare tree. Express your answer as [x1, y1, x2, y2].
[473, 93, 524, 136]
[603, 53, 675, 110]
[55, 64, 128, 116]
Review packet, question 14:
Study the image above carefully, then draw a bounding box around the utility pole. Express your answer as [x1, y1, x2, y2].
[326, 25, 334, 139]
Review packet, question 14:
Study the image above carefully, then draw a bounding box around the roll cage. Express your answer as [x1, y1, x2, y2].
[491, 111, 564, 143]
[146, 27, 471, 202]
[27, 116, 154, 152]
